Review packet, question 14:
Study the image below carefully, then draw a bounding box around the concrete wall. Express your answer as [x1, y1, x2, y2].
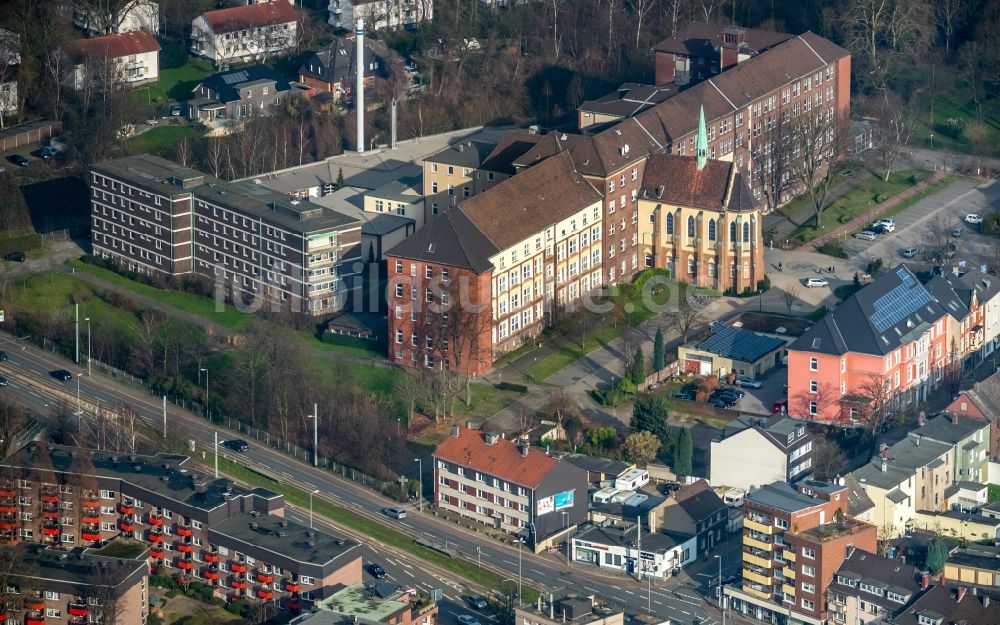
[710, 428, 786, 491]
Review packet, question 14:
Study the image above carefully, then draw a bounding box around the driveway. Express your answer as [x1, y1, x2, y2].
[738, 366, 787, 415]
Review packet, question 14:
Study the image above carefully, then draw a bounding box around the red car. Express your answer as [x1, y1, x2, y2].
[772, 398, 788, 414]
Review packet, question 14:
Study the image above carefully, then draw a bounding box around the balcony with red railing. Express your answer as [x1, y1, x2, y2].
[119, 520, 135, 532]
[204, 552, 219, 563]
[118, 503, 134, 515]
[42, 526, 61, 537]
[0, 505, 16, 515]
[176, 526, 193, 537]
[257, 573, 273, 584]
[150, 547, 164, 558]
[204, 569, 220, 581]
[82, 498, 99, 509]
[148, 531, 164, 543]
[177, 543, 193, 553]
[147, 515, 164, 526]
[26, 618, 45, 625]
[0, 489, 13, 498]
[68, 604, 88, 617]
[42, 510, 60, 520]
[81, 514, 100, 524]
[176, 560, 193, 570]
[231, 579, 247, 589]
[41, 495, 59, 505]
[25, 600, 45, 611]
[81, 530, 101, 541]
[258, 589, 273, 600]
[285, 582, 300, 593]
[286, 597, 301, 611]
[230, 562, 247, 573]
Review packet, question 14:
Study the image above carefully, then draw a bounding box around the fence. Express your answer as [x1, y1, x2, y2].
[32, 336, 394, 493]
[636, 360, 683, 392]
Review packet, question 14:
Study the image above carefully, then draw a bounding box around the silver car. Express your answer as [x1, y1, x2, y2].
[900, 247, 917, 258]
[854, 230, 877, 241]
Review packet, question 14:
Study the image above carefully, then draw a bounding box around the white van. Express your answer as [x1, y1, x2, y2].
[614, 469, 650, 491]
[723, 488, 746, 507]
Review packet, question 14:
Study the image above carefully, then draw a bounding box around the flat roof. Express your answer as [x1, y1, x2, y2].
[573, 523, 691, 552]
[4, 544, 146, 593]
[317, 583, 409, 621]
[746, 481, 824, 514]
[209, 512, 360, 568]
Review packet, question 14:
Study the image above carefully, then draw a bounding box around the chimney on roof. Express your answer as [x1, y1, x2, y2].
[952, 412, 959, 425]
[915, 435, 920, 446]
[519, 438, 530, 458]
[880, 457, 888, 473]
[957, 587, 967, 603]
[485, 432, 499, 446]
[984, 595, 991, 608]
[918, 411, 926, 427]
[921, 571, 930, 590]
[880, 446, 889, 460]
[465, 420, 473, 429]
[451, 425, 460, 438]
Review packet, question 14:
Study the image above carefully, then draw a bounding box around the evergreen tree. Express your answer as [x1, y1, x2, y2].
[926, 538, 948, 574]
[337, 167, 345, 188]
[630, 395, 669, 450]
[674, 427, 693, 476]
[653, 328, 665, 372]
[629, 347, 646, 384]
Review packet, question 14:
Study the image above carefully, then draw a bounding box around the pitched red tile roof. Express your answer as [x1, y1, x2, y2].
[640, 153, 757, 212]
[201, 1, 298, 34]
[457, 151, 602, 251]
[64, 30, 160, 62]
[433, 426, 559, 488]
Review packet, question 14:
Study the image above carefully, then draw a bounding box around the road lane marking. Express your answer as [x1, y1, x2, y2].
[654, 601, 663, 606]
[624, 590, 634, 595]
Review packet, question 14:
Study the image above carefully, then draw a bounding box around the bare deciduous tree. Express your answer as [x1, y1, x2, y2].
[792, 111, 853, 227]
[667, 285, 702, 342]
[859, 373, 898, 437]
[835, 0, 934, 93]
[871, 92, 918, 181]
[781, 286, 798, 315]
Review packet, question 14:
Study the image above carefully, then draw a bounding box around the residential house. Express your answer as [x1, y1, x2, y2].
[892, 583, 1000, 625]
[944, 544, 1000, 588]
[910, 510, 1000, 541]
[0, 443, 363, 606]
[924, 267, 1000, 368]
[572, 31, 851, 210]
[787, 266, 952, 424]
[945, 482, 988, 512]
[328, 0, 432, 32]
[910, 412, 990, 485]
[387, 151, 604, 374]
[589, 492, 671, 532]
[421, 139, 497, 217]
[297, 34, 390, 101]
[72, 0, 159, 35]
[652, 22, 794, 87]
[660, 479, 728, 555]
[189, 64, 296, 122]
[678, 326, 784, 379]
[826, 549, 924, 625]
[364, 179, 425, 227]
[571, 523, 695, 579]
[62, 30, 160, 90]
[962, 370, 1000, 460]
[90, 154, 362, 316]
[636, 147, 765, 293]
[190, 2, 298, 67]
[725, 480, 876, 625]
[709, 415, 813, 491]
[431, 424, 588, 544]
[0, 543, 149, 625]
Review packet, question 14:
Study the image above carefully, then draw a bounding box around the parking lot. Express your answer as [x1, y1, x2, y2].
[840, 178, 998, 268]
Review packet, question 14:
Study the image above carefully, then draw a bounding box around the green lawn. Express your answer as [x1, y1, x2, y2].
[137, 59, 215, 104]
[783, 169, 924, 242]
[68, 259, 254, 331]
[215, 456, 540, 602]
[13, 272, 144, 341]
[126, 125, 204, 156]
[307, 355, 398, 396]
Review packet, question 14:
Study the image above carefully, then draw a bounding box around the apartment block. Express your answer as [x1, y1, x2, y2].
[787, 266, 952, 424]
[726, 479, 871, 625]
[387, 151, 603, 374]
[432, 425, 588, 543]
[652, 23, 794, 87]
[0, 542, 148, 625]
[826, 549, 924, 625]
[90, 155, 361, 316]
[924, 268, 1000, 366]
[0, 444, 362, 609]
[190, 2, 298, 67]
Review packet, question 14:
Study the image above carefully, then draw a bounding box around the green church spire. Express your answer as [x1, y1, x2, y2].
[696, 105, 708, 170]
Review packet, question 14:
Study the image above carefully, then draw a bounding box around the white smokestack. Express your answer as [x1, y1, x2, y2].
[355, 17, 365, 154]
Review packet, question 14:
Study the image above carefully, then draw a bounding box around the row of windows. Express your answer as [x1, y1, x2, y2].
[664, 214, 754, 244]
[92, 174, 165, 207]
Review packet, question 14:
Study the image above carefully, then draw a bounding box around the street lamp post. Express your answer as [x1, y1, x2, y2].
[85, 317, 91, 377]
[562, 510, 569, 565]
[413, 458, 422, 511]
[517, 538, 524, 604]
[309, 488, 319, 529]
[714, 554, 723, 609]
[200, 368, 209, 419]
[307, 403, 318, 467]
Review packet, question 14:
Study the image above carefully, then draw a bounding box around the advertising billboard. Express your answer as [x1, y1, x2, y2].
[554, 490, 574, 510]
[536, 496, 554, 516]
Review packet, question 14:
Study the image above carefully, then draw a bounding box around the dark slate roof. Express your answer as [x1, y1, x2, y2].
[791, 265, 949, 356]
[693, 326, 784, 362]
[195, 64, 292, 104]
[910, 413, 989, 446]
[573, 524, 691, 552]
[578, 83, 677, 119]
[893, 584, 1000, 625]
[480, 131, 545, 175]
[924, 268, 1000, 324]
[721, 415, 810, 452]
[384, 207, 495, 273]
[746, 481, 822, 513]
[672, 480, 726, 521]
[563, 454, 633, 479]
[843, 473, 875, 516]
[967, 370, 1000, 422]
[297, 36, 390, 86]
[829, 549, 923, 614]
[425, 140, 496, 168]
[652, 22, 794, 59]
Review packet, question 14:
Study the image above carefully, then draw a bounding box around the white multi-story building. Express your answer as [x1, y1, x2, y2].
[328, 0, 432, 31]
[191, 1, 298, 67]
[62, 30, 160, 90]
[72, 0, 159, 35]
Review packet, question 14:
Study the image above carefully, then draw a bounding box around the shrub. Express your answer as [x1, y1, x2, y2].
[806, 305, 828, 322]
[816, 241, 848, 259]
[496, 381, 528, 393]
[875, 194, 887, 203]
[799, 230, 816, 243]
[866, 258, 884, 276]
[632, 267, 671, 293]
[942, 117, 965, 140]
[0, 233, 42, 257]
[837, 214, 852, 224]
[757, 276, 771, 292]
[320, 332, 384, 352]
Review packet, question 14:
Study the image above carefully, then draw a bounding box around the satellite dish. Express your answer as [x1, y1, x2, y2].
[837, 477, 846, 486]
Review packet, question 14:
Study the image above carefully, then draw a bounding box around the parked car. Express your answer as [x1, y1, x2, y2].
[8, 155, 29, 167]
[49, 369, 72, 381]
[872, 223, 895, 234]
[0, 351, 8, 361]
[772, 398, 788, 414]
[965, 214, 983, 224]
[874, 218, 895, 227]
[382, 507, 407, 520]
[465, 595, 488, 610]
[710, 398, 738, 409]
[367, 563, 387, 579]
[735, 377, 763, 389]
[4, 251, 25, 262]
[170, 104, 183, 116]
[900, 247, 917, 258]
[224, 439, 249, 452]
[952, 227, 963, 237]
[34, 146, 57, 159]
[0, 376, 8, 386]
[854, 230, 877, 241]
[805, 277, 829, 288]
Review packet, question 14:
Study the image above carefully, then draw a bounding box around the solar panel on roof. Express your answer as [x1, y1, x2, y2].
[695, 326, 783, 362]
[869, 268, 933, 333]
[221, 70, 249, 85]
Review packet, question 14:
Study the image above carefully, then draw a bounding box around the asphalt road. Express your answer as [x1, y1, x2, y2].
[0, 334, 723, 625]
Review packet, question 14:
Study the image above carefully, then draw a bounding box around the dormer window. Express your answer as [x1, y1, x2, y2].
[917, 615, 942, 625]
